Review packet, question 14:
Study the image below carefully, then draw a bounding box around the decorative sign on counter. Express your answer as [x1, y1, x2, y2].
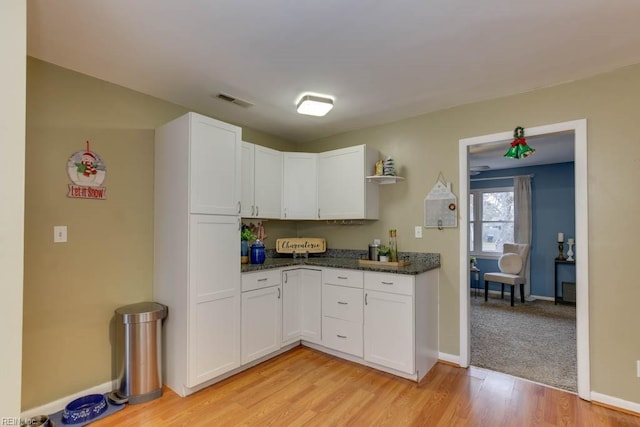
[276, 238, 326, 254]
[66, 140, 107, 200]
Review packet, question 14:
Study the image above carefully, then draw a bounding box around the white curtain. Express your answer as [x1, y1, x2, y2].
[514, 175, 532, 299]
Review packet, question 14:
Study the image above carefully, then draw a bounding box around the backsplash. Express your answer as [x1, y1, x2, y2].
[266, 248, 440, 265]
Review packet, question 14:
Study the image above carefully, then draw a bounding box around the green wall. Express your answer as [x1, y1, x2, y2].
[299, 63, 640, 404]
[22, 58, 296, 409]
[23, 56, 640, 409]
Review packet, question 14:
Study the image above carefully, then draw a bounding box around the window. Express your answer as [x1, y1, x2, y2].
[469, 187, 514, 255]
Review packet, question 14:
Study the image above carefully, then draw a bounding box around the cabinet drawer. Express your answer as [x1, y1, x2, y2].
[322, 284, 363, 322]
[364, 272, 414, 296]
[322, 316, 363, 357]
[242, 269, 281, 292]
[323, 268, 363, 288]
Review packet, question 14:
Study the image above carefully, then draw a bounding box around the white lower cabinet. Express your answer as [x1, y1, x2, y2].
[241, 273, 282, 365]
[363, 270, 439, 380]
[282, 268, 322, 345]
[236, 266, 438, 384]
[364, 289, 413, 373]
[321, 269, 364, 358]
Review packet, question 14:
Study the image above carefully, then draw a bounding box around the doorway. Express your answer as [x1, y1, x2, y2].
[458, 120, 590, 400]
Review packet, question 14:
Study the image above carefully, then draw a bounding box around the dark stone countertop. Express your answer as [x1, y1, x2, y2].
[241, 250, 440, 275]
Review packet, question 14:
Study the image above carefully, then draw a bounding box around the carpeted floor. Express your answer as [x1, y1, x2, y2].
[470, 293, 577, 392]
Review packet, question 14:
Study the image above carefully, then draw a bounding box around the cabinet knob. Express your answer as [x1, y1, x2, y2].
[251, 205, 255, 216]
[237, 201, 241, 214]
[256, 206, 259, 217]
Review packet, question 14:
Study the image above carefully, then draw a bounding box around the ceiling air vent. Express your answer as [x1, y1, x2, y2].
[215, 93, 254, 108]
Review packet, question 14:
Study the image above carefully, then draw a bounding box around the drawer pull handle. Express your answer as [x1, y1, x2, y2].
[365, 293, 368, 305]
[337, 334, 347, 339]
[337, 276, 348, 279]
[337, 301, 348, 305]
[381, 281, 394, 285]
[277, 288, 281, 299]
[257, 278, 268, 282]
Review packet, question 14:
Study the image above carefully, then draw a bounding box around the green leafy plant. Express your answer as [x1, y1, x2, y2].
[241, 227, 257, 241]
[378, 245, 391, 256]
[470, 256, 477, 266]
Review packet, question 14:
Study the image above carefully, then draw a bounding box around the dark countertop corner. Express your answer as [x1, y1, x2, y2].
[241, 251, 440, 275]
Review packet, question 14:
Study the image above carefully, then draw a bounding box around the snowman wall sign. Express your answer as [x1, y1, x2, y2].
[66, 141, 107, 200]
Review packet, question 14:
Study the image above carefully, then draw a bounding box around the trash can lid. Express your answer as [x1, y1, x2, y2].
[115, 301, 168, 323]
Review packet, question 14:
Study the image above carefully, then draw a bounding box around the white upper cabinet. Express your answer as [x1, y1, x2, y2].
[282, 152, 318, 219]
[317, 145, 379, 219]
[189, 113, 242, 215]
[240, 142, 255, 217]
[254, 145, 283, 218]
[242, 142, 282, 218]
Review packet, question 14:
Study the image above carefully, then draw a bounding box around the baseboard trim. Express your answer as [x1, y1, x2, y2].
[591, 392, 640, 416]
[438, 352, 460, 366]
[21, 380, 117, 419]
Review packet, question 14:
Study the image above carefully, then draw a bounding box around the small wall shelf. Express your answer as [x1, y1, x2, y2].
[366, 175, 405, 185]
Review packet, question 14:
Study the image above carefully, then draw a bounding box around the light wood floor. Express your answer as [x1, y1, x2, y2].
[94, 346, 640, 426]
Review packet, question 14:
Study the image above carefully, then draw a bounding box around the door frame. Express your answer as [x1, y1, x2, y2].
[458, 119, 590, 400]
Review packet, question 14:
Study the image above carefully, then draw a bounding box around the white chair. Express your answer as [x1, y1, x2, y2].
[484, 243, 530, 306]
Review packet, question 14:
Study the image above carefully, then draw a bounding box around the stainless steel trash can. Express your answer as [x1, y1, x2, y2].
[113, 301, 168, 404]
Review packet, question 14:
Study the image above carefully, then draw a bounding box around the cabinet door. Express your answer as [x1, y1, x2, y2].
[282, 269, 302, 345]
[240, 141, 255, 217]
[190, 113, 242, 215]
[188, 214, 241, 387]
[300, 269, 322, 343]
[364, 290, 414, 374]
[318, 145, 373, 219]
[282, 152, 317, 219]
[254, 145, 282, 219]
[241, 285, 282, 364]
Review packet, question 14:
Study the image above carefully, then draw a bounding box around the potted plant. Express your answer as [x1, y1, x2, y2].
[241, 227, 256, 264]
[378, 245, 391, 262]
[470, 256, 477, 268]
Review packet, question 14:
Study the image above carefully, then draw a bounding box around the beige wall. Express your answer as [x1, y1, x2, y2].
[23, 56, 640, 408]
[299, 64, 640, 404]
[1, 1, 26, 418]
[22, 58, 296, 410]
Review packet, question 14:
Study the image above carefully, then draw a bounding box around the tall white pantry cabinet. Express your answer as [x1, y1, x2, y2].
[154, 112, 242, 397]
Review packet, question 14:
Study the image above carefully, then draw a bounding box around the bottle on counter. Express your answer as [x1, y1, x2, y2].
[389, 229, 398, 262]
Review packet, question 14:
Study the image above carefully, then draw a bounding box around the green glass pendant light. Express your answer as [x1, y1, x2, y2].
[505, 126, 535, 159]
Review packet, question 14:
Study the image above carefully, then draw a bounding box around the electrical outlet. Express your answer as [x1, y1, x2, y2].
[415, 226, 423, 239]
[54, 226, 67, 243]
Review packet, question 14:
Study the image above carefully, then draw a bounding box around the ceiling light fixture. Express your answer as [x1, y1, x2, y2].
[504, 126, 535, 159]
[296, 94, 334, 117]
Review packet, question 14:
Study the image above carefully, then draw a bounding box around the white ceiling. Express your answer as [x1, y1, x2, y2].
[27, 1, 640, 144]
[468, 132, 575, 172]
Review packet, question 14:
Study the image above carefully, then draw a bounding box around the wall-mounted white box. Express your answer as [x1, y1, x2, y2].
[54, 226, 67, 243]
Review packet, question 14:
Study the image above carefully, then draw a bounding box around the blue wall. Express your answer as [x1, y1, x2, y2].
[471, 162, 576, 298]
